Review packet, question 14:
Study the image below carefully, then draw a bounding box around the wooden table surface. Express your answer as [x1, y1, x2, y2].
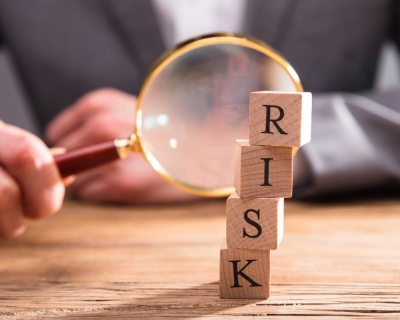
[1, 198, 400, 319]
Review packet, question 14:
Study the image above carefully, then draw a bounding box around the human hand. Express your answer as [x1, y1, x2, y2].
[46, 88, 200, 203]
[0, 121, 65, 239]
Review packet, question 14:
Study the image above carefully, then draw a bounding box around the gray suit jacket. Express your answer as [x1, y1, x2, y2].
[0, 0, 399, 197]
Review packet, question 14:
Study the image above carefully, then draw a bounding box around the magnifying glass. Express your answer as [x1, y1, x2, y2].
[54, 33, 302, 197]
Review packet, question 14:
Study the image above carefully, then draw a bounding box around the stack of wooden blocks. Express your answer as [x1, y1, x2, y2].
[220, 91, 312, 299]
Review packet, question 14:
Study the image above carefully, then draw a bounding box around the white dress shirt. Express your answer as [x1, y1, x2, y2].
[151, 0, 246, 47]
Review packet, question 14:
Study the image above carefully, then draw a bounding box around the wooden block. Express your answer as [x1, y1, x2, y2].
[220, 238, 270, 299]
[249, 91, 312, 147]
[226, 192, 284, 250]
[234, 140, 293, 198]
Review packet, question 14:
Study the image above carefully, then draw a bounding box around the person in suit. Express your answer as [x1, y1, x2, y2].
[0, 0, 399, 238]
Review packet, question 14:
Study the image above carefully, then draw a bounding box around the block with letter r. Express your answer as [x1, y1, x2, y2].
[220, 238, 270, 299]
[249, 91, 312, 147]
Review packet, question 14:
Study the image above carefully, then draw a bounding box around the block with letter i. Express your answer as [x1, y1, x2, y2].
[234, 140, 293, 198]
[219, 91, 312, 300]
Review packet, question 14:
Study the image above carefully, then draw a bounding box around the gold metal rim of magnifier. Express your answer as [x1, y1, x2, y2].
[132, 33, 303, 198]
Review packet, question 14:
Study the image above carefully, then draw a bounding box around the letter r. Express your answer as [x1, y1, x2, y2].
[262, 105, 288, 135]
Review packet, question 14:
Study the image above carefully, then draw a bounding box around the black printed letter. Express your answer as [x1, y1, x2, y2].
[243, 209, 262, 238]
[229, 260, 262, 288]
[260, 158, 273, 186]
[262, 105, 288, 135]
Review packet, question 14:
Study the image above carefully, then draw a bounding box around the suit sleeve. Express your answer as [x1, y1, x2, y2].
[293, 1, 400, 198]
[294, 91, 400, 198]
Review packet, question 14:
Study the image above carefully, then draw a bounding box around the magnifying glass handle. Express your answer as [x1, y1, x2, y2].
[54, 140, 120, 178]
[53, 135, 138, 178]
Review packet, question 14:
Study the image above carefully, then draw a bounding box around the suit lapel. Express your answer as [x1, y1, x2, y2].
[244, 0, 295, 50]
[101, 0, 166, 79]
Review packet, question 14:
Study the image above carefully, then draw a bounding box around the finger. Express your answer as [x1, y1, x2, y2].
[46, 88, 136, 145]
[67, 162, 114, 192]
[50, 148, 76, 186]
[0, 123, 65, 219]
[62, 176, 76, 187]
[67, 153, 143, 192]
[0, 167, 26, 239]
[69, 154, 200, 204]
[50, 147, 67, 156]
[46, 92, 109, 144]
[67, 155, 139, 202]
[71, 166, 139, 203]
[74, 169, 200, 204]
[46, 103, 87, 145]
[53, 113, 132, 149]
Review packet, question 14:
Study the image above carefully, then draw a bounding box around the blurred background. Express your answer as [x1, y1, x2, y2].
[0, 46, 40, 135]
[1, 40, 400, 139]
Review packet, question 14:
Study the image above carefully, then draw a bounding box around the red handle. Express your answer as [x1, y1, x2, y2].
[54, 140, 120, 178]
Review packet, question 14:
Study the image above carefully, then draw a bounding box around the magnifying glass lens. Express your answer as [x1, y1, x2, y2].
[139, 40, 299, 192]
[53, 35, 302, 196]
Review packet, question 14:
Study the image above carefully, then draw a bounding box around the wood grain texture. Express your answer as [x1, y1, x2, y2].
[226, 192, 284, 250]
[234, 140, 293, 198]
[220, 238, 270, 299]
[1, 282, 400, 319]
[1, 199, 400, 318]
[249, 91, 312, 147]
